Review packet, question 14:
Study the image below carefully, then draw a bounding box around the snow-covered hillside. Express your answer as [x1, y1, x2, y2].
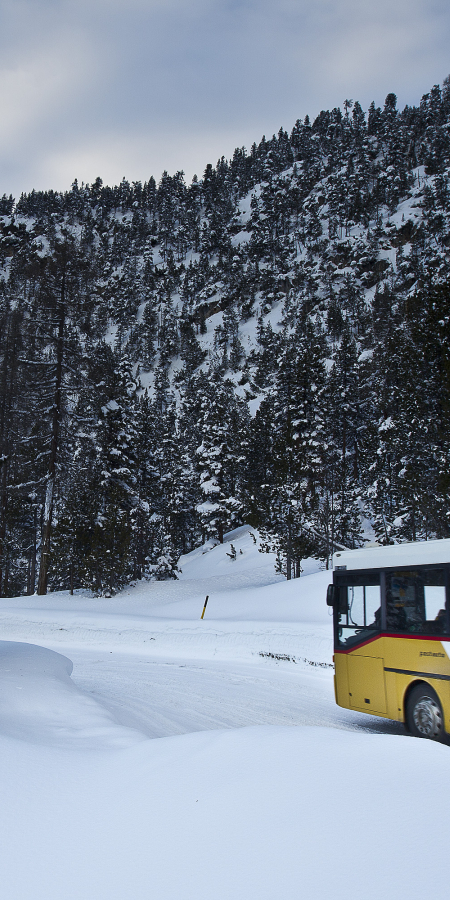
[2, 81, 450, 599]
[0, 528, 448, 899]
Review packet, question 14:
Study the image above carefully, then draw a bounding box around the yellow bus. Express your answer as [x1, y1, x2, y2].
[326, 538, 450, 741]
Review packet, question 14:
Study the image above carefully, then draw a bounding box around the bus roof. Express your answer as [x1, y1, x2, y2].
[333, 538, 450, 571]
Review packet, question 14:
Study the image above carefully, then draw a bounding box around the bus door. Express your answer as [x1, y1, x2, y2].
[336, 577, 386, 714]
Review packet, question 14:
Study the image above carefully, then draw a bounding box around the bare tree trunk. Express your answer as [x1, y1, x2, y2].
[28, 508, 37, 594]
[37, 277, 65, 595]
[0, 454, 9, 594]
[0, 318, 20, 593]
[286, 521, 292, 581]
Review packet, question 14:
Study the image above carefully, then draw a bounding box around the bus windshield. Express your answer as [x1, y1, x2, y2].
[336, 566, 449, 647]
[337, 577, 381, 648]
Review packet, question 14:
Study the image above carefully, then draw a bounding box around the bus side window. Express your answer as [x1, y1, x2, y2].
[338, 587, 348, 615]
[386, 573, 423, 632]
[365, 585, 381, 626]
[424, 585, 445, 618]
[386, 569, 447, 635]
[348, 585, 364, 625]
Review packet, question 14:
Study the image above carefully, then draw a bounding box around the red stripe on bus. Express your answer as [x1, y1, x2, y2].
[335, 633, 450, 655]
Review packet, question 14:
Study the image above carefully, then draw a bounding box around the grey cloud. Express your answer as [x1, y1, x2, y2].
[0, 0, 449, 197]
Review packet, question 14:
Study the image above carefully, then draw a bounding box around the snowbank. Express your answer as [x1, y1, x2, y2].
[0, 641, 143, 749]
[0, 722, 448, 900]
[0, 528, 333, 664]
[179, 523, 324, 582]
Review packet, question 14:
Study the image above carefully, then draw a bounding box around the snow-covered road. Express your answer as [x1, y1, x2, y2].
[0, 526, 402, 740]
[67, 647, 404, 739]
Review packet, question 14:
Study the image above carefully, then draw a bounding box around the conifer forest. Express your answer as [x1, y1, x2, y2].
[1, 79, 450, 596]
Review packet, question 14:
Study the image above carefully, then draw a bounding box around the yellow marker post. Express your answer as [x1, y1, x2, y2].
[200, 595, 209, 619]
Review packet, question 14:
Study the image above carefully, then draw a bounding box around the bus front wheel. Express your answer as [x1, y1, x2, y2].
[406, 684, 445, 741]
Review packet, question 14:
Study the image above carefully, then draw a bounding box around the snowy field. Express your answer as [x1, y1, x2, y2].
[0, 527, 448, 899]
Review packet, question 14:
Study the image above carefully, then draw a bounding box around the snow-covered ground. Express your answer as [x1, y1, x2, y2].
[0, 527, 448, 899]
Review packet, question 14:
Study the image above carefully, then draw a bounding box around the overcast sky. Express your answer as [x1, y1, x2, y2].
[0, 0, 449, 198]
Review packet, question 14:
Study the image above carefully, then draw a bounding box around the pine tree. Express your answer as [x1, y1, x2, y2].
[194, 378, 247, 543]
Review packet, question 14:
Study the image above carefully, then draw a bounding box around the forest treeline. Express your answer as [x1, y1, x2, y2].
[0, 80, 450, 595]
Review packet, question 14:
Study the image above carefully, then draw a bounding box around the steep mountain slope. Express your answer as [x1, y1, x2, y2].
[0, 80, 450, 595]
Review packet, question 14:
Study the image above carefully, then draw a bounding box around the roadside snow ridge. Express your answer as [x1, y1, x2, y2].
[0, 641, 145, 749]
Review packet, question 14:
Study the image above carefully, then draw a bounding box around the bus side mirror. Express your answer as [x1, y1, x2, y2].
[326, 584, 337, 607]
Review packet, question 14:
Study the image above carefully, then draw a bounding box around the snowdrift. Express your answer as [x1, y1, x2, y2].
[0, 716, 448, 900]
[0, 641, 144, 749]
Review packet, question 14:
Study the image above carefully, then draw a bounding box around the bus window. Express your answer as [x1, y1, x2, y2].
[337, 583, 381, 648]
[424, 585, 446, 622]
[365, 585, 381, 624]
[386, 569, 448, 635]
